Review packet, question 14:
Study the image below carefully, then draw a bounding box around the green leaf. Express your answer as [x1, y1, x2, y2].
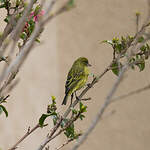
[28, 20, 35, 35]
[115, 43, 123, 53]
[121, 36, 126, 42]
[35, 38, 40, 43]
[71, 108, 78, 114]
[112, 37, 119, 43]
[79, 114, 85, 120]
[138, 36, 144, 43]
[0, 107, 3, 115]
[0, 0, 4, 3]
[16, 0, 20, 7]
[52, 114, 59, 125]
[0, 4, 5, 8]
[60, 118, 69, 128]
[129, 58, 135, 70]
[140, 45, 146, 51]
[0, 105, 8, 117]
[79, 102, 87, 113]
[67, 0, 75, 8]
[20, 32, 27, 40]
[39, 113, 55, 127]
[136, 54, 140, 59]
[51, 95, 56, 104]
[51, 96, 56, 100]
[79, 102, 83, 111]
[137, 61, 145, 71]
[111, 62, 122, 76]
[34, 5, 41, 15]
[128, 36, 134, 41]
[146, 43, 150, 50]
[64, 122, 75, 139]
[4, 16, 10, 23]
[101, 40, 113, 46]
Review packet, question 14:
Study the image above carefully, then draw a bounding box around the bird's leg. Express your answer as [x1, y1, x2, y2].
[70, 93, 74, 107]
[86, 73, 95, 88]
[75, 91, 80, 101]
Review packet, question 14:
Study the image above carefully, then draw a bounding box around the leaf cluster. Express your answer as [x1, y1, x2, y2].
[39, 96, 87, 141]
[0, 0, 42, 48]
[103, 35, 150, 76]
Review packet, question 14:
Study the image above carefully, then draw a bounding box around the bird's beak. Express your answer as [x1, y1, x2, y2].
[87, 63, 92, 67]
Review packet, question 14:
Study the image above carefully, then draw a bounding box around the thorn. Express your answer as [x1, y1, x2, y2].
[81, 97, 91, 101]
[45, 145, 49, 150]
[75, 92, 80, 100]
[3, 95, 10, 100]
[47, 133, 49, 137]
[27, 126, 30, 133]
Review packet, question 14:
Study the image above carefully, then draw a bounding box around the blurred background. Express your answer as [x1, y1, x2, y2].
[0, 0, 150, 149]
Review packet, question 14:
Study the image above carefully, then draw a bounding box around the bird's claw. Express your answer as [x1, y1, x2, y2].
[76, 96, 80, 101]
[87, 83, 92, 88]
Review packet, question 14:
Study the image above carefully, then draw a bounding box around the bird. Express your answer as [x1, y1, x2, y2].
[62, 57, 91, 105]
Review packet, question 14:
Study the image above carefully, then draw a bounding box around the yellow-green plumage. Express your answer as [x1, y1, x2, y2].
[62, 57, 91, 105]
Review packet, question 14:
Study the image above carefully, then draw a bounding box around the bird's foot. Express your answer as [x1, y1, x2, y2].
[75, 92, 80, 101]
[87, 83, 92, 88]
[76, 96, 80, 101]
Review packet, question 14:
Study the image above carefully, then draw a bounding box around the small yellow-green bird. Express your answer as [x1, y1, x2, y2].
[62, 57, 91, 105]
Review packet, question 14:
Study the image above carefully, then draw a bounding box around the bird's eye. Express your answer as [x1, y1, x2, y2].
[85, 60, 88, 64]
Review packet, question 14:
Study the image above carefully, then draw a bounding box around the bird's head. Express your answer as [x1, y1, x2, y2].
[77, 57, 91, 67]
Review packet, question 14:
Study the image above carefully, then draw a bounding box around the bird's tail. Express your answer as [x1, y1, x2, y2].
[62, 94, 69, 105]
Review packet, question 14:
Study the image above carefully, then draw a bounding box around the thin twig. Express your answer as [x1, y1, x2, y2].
[0, 15, 15, 48]
[37, 11, 150, 148]
[0, 19, 43, 91]
[0, 1, 76, 149]
[71, 4, 150, 148]
[54, 110, 115, 150]
[111, 84, 150, 103]
[8, 124, 41, 150]
[37, 117, 63, 150]
[0, 0, 73, 97]
[6, 78, 20, 93]
[55, 139, 74, 150]
[42, 0, 73, 25]
[37, 110, 83, 150]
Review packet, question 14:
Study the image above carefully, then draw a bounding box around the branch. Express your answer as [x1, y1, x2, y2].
[11, 0, 36, 41]
[36, 60, 118, 150]
[55, 139, 74, 150]
[0, 0, 75, 97]
[37, 110, 82, 150]
[8, 124, 41, 150]
[71, 4, 150, 148]
[71, 64, 128, 150]
[36, 54, 116, 150]
[111, 84, 150, 103]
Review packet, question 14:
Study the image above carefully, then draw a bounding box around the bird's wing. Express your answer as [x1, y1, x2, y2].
[65, 66, 84, 94]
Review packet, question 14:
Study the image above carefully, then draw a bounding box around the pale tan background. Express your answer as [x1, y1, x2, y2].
[1, 0, 150, 150]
